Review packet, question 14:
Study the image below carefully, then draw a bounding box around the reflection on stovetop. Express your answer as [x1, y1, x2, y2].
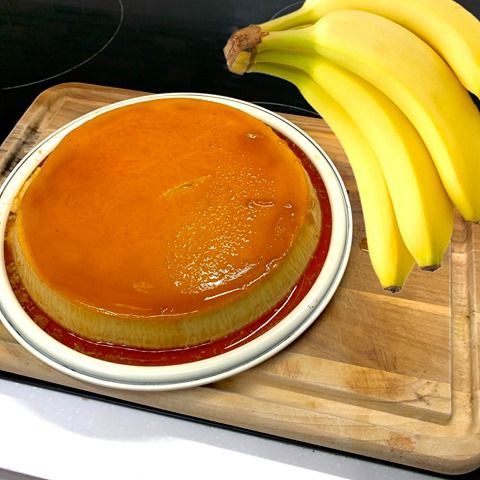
[1, 0, 124, 89]
[0, 0, 479, 142]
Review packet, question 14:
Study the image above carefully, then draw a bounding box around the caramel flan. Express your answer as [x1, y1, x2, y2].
[7, 98, 321, 350]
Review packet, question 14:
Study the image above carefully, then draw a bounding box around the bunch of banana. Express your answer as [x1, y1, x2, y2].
[223, 0, 480, 292]
[260, 0, 480, 97]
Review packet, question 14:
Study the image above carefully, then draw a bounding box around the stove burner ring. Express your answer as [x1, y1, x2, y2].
[269, 1, 304, 20]
[1, 0, 124, 90]
[254, 101, 319, 117]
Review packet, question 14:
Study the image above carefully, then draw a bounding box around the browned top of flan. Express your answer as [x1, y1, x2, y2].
[14, 98, 315, 317]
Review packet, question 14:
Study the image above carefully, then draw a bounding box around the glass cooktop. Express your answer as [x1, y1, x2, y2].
[0, 0, 319, 141]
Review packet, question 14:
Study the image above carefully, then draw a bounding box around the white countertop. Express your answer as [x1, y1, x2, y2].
[0, 376, 447, 480]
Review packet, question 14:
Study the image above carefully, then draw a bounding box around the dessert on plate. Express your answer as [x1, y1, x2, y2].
[7, 98, 321, 349]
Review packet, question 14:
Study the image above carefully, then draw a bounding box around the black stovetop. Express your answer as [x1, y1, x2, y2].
[0, 0, 316, 141]
[1, 0, 479, 143]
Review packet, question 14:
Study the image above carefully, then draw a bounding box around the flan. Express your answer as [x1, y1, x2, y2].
[7, 98, 321, 350]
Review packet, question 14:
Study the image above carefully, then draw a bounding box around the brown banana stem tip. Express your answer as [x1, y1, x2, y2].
[223, 25, 267, 73]
[421, 264, 441, 272]
[385, 286, 402, 294]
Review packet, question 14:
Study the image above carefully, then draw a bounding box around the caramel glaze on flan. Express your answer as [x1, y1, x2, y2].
[7, 98, 321, 350]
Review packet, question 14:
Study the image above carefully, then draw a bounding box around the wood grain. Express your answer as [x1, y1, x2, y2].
[0, 83, 479, 474]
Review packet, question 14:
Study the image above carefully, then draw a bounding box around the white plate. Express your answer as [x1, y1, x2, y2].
[0, 93, 352, 391]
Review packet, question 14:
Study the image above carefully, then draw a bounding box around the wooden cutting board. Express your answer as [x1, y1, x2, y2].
[0, 83, 479, 475]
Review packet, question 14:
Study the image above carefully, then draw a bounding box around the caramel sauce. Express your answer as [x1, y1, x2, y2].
[17, 99, 312, 317]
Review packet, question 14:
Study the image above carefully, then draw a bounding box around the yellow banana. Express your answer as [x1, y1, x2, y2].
[237, 10, 480, 221]
[260, 0, 480, 97]
[249, 62, 415, 291]
[250, 50, 453, 269]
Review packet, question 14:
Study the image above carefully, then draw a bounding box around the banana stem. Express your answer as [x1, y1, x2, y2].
[257, 28, 316, 53]
[224, 25, 315, 74]
[250, 49, 316, 75]
[260, 5, 315, 32]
